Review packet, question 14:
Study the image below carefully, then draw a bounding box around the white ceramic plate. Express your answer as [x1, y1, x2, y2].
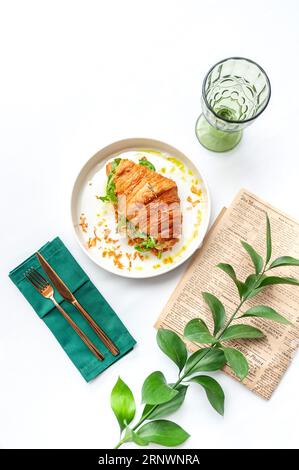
[71, 138, 211, 278]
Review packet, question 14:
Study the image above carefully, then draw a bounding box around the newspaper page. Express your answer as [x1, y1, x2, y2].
[155, 189, 299, 399]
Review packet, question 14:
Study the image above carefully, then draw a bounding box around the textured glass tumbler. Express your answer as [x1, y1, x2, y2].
[195, 57, 271, 152]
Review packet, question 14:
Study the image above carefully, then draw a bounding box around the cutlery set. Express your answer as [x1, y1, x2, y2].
[25, 252, 119, 361]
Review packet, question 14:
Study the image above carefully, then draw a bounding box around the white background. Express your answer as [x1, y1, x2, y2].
[1, 0, 298, 449]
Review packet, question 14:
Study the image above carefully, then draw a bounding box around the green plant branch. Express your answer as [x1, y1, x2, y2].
[111, 214, 298, 449]
[216, 299, 246, 338]
[114, 440, 125, 449]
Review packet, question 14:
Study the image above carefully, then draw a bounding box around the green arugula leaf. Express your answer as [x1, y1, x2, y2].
[141, 384, 188, 420]
[116, 214, 127, 232]
[259, 276, 299, 287]
[139, 158, 156, 172]
[269, 256, 299, 269]
[222, 347, 249, 380]
[217, 263, 244, 299]
[184, 319, 217, 344]
[136, 420, 190, 447]
[183, 348, 209, 373]
[266, 214, 272, 264]
[244, 274, 258, 291]
[220, 324, 264, 341]
[202, 292, 226, 335]
[241, 305, 292, 325]
[241, 241, 264, 275]
[110, 377, 136, 431]
[191, 375, 225, 416]
[125, 221, 162, 256]
[99, 195, 111, 202]
[184, 348, 226, 375]
[242, 274, 266, 299]
[156, 329, 187, 372]
[110, 209, 299, 449]
[142, 371, 178, 405]
[99, 158, 121, 203]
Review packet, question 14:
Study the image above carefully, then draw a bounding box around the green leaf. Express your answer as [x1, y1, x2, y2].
[111, 157, 122, 170]
[202, 292, 226, 335]
[266, 214, 272, 264]
[141, 371, 178, 405]
[184, 318, 217, 344]
[136, 420, 190, 447]
[139, 158, 156, 172]
[222, 347, 249, 380]
[110, 377, 136, 431]
[217, 263, 244, 299]
[183, 348, 209, 373]
[141, 384, 188, 420]
[191, 375, 225, 416]
[259, 276, 299, 287]
[220, 324, 264, 341]
[156, 329, 187, 372]
[126, 220, 147, 239]
[241, 305, 292, 325]
[123, 427, 148, 446]
[241, 241, 264, 275]
[184, 348, 226, 375]
[116, 214, 127, 232]
[269, 256, 299, 269]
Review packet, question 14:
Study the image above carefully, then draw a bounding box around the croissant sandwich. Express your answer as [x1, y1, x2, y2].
[100, 157, 182, 256]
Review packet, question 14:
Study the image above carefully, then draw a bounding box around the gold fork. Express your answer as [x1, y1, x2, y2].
[25, 268, 104, 361]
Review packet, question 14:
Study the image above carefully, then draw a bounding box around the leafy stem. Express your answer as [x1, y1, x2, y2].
[114, 440, 125, 450]
[122, 287, 255, 442]
[110, 213, 298, 449]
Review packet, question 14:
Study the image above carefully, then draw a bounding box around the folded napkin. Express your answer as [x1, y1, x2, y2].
[9, 237, 136, 381]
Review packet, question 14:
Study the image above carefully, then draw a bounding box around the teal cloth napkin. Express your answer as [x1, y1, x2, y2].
[9, 237, 136, 381]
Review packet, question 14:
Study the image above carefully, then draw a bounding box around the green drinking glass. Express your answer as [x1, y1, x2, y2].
[195, 57, 271, 152]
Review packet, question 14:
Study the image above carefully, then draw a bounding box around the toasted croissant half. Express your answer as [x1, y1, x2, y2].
[105, 158, 182, 255]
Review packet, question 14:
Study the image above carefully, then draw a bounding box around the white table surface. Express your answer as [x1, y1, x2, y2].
[1, 0, 298, 450]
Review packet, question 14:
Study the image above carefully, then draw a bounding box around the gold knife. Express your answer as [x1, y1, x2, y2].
[36, 252, 119, 356]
